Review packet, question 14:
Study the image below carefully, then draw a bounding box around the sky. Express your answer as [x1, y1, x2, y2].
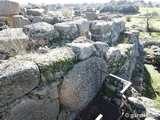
[12, 0, 160, 5]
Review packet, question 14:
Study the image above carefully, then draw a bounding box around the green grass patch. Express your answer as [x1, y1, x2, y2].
[143, 64, 160, 109]
[144, 47, 154, 57]
[120, 7, 160, 40]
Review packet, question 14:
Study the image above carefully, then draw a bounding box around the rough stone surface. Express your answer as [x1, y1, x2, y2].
[146, 108, 160, 120]
[54, 21, 78, 40]
[23, 22, 59, 45]
[0, 28, 29, 53]
[0, 60, 40, 106]
[90, 20, 110, 34]
[93, 41, 110, 57]
[17, 47, 77, 83]
[32, 16, 43, 23]
[0, 0, 20, 16]
[32, 81, 60, 99]
[43, 16, 54, 25]
[138, 97, 156, 108]
[27, 9, 45, 16]
[5, 98, 59, 120]
[74, 18, 90, 35]
[12, 15, 31, 28]
[85, 12, 98, 21]
[90, 20, 112, 42]
[67, 42, 95, 60]
[59, 56, 108, 110]
[128, 97, 146, 109]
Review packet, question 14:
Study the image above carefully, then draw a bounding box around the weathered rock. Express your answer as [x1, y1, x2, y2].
[0, 0, 20, 16]
[138, 97, 156, 108]
[43, 16, 54, 24]
[0, 28, 29, 53]
[23, 22, 59, 46]
[58, 109, 67, 120]
[27, 9, 45, 16]
[0, 60, 40, 106]
[12, 15, 31, 28]
[5, 98, 59, 120]
[90, 20, 112, 42]
[32, 16, 43, 23]
[85, 12, 98, 21]
[118, 44, 138, 80]
[59, 56, 108, 110]
[104, 47, 121, 72]
[18, 47, 77, 84]
[90, 20, 110, 34]
[93, 41, 110, 57]
[74, 18, 90, 35]
[32, 81, 60, 99]
[128, 97, 146, 109]
[146, 108, 160, 120]
[67, 42, 95, 60]
[54, 21, 78, 40]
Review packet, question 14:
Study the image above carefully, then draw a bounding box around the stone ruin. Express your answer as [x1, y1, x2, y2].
[0, 0, 160, 120]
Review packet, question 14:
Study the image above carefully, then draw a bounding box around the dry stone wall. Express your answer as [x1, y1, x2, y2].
[1, 1, 159, 119]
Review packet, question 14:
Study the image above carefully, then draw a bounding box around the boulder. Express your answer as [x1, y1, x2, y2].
[67, 42, 95, 60]
[138, 97, 156, 108]
[90, 20, 110, 34]
[104, 44, 138, 80]
[104, 47, 122, 72]
[23, 22, 59, 46]
[32, 16, 43, 23]
[5, 98, 59, 120]
[0, 0, 20, 16]
[54, 21, 78, 40]
[93, 41, 110, 57]
[74, 18, 90, 35]
[0, 60, 40, 106]
[90, 20, 112, 42]
[27, 9, 45, 16]
[110, 20, 125, 44]
[59, 56, 108, 110]
[146, 108, 160, 120]
[85, 12, 98, 21]
[43, 16, 54, 25]
[12, 15, 31, 28]
[128, 97, 146, 109]
[0, 28, 29, 54]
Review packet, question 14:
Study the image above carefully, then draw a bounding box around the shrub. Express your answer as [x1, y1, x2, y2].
[100, 5, 115, 13]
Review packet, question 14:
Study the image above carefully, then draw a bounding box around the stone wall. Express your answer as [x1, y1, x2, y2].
[0, 27, 145, 119]
[1, 1, 159, 119]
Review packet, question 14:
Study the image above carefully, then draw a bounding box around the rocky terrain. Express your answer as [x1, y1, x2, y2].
[0, 0, 160, 120]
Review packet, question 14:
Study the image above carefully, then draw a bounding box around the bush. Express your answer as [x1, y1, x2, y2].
[100, 5, 115, 13]
[117, 5, 139, 14]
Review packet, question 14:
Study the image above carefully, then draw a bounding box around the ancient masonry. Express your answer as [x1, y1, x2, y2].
[0, 0, 160, 120]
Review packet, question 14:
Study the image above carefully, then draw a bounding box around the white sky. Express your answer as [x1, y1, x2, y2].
[12, 0, 160, 5]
